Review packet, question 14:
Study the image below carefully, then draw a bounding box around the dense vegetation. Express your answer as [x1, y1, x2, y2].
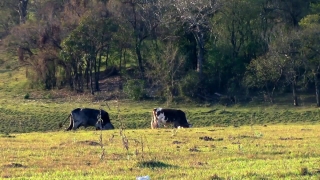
[0, 0, 320, 105]
[1, 2, 320, 178]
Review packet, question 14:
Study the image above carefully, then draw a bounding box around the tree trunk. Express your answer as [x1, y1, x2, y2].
[85, 60, 89, 90]
[105, 46, 109, 70]
[314, 71, 320, 107]
[136, 40, 144, 78]
[123, 49, 127, 70]
[265, 84, 273, 103]
[193, 31, 204, 80]
[119, 47, 123, 73]
[292, 81, 298, 106]
[89, 58, 94, 95]
[95, 53, 101, 91]
[78, 62, 83, 92]
[18, 0, 28, 24]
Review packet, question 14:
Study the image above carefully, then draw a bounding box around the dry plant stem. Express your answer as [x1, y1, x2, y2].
[116, 96, 129, 159]
[98, 108, 105, 160]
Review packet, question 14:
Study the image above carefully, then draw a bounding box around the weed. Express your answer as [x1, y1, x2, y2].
[209, 174, 223, 180]
[136, 160, 176, 169]
[44, 93, 53, 99]
[300, 167, 309, 176]
[24, 93, 30, 99]
[97, 108, 106, 160]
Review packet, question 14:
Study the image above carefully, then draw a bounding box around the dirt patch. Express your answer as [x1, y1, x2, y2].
[279, 137, 303, 140]
[208, 128, 224, 132]
[3, 162, 24, 168]
[136, 160, 177, 169]
[172, 141, 183, 144]
[199, 136, 223, 141]
[27, 75, 124, 101]
[0, 134, 15, 138]
[189, 146, 200, 152]
[77, 140, 101, 146]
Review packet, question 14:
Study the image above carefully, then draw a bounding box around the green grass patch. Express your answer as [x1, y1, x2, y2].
[0, 125, 320, 179]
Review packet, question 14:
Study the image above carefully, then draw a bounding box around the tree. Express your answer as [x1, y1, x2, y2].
[108, 0, 165, 79]
[299, 3, 320, 106]
[171, 0, 221, 80]
[269, 28, 303, 106]
[61, 4, 117, 93]
[262, 0, 313, 27]
[209, 0, 266, 93]
[147, 41, 185, 102]
[244, 53, 284, 103]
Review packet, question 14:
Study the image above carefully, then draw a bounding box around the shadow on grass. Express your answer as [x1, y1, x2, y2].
[0, 133, 15, 138]
[136, 160, 178, 169]
[0, 69, 11, 73]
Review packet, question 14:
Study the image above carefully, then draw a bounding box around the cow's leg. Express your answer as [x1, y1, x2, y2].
[151, 112, 160, 129]
[173, 121, 180, 128]
[95, 120, 103, 130]
[66, 115, 73, 131]
[151, 119, 156, 129]
[72, 121, 82, 130]
[151, 118, 159, 129]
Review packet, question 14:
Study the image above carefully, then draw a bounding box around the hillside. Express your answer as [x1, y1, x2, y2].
[0, 60, 320, 134]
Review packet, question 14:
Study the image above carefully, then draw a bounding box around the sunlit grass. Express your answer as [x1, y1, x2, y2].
[1, 125, 320, 179]
[0, 63, 320, 179]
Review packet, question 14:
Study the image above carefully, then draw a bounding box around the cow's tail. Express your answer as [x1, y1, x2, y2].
[59, 114, 71, 130]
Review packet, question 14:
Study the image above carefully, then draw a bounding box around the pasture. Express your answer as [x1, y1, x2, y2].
[1, 125, 320, 179]
[0, 68, 320, 179]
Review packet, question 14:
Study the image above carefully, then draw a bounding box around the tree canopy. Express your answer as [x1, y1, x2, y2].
[1, 0, 320, 105]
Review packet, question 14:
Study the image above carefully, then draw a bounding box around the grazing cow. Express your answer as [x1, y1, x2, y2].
[151, 108, 192, 129]
[63, 108, 114, 131]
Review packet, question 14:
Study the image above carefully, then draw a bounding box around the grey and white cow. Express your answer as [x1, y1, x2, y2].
[63, 108, 114, 131]
[151, 108, 192, 129]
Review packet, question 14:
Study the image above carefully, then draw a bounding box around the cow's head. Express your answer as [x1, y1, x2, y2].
[102, 123, 114, 130]
[152, 108, 165, 129]
[153, 107, 166, 121]
[96, 122, 114, 130]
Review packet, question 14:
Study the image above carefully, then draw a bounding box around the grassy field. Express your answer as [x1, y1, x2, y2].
[1, 67, 320, 179]
[1, 94, 320, 133]
[1, 125, 320, 179]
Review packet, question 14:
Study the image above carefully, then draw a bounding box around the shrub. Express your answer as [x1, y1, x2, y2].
[123, 79, 146, 100]
[24, 93, 30, 99]
[179, 71, 200, 99]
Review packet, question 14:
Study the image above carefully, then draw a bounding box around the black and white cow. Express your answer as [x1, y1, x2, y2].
[151, 108, 192, 129]
[63, 108, 114, 131]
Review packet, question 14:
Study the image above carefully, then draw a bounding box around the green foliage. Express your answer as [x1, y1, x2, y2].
[179, 71, 200, 99]
[136, 160, 175, 169]
[24, 93, 30, 99]
[123, 79, 146, 100]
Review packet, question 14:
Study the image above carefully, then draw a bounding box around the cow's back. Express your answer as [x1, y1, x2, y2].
[161, 109, 186, 120]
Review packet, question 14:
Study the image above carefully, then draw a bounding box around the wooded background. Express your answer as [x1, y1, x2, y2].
[1, 0, 320, 105]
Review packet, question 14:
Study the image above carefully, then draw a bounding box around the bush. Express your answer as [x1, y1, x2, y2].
[24, 93, 30, 99]
[123, 79, 146, 100]
[179, 71, 200, 99]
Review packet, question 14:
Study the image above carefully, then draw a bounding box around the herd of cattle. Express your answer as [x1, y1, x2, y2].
[63, 107, 192, 131]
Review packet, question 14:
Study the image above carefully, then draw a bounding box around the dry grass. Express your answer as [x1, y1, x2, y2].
[1, 125, 320, 179]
